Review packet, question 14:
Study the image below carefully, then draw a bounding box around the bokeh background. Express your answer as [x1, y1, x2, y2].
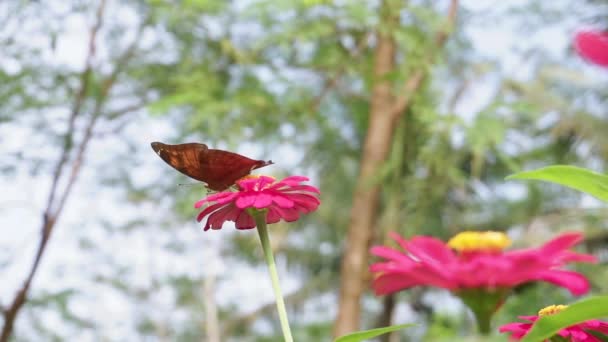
[1, 0, 607, 341]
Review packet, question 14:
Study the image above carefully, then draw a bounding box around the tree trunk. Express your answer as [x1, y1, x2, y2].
[203, 275, 221, 342]
[333, 0, 459, 337]
[333, 4, 398, 335]
[377, 294, 396, 342]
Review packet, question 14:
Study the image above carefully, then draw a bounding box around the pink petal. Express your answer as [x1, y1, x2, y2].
[293, 201, 318, 214]
[373, 261, 455, 288]
[204, 204, 239, 230]
[270, 194, 295, 208]
[266, 207, 282, 224]
[456, 255, 515, 287]
[408, 236, 456, 262]
[372, 273, 423, 295]
[558, 251, 597, 264]
[288, 192, 321, 204]
[372, 268, 454, 294]
[534, 269, 591, 296]
[234, 210, 255, 229]
[197, 202, 228, 221]
[382, 234, 455, 280]
[271, 205, 300, 222]
[388, 232, 410, 250]
[236, 178, 260, 191]
[235, 193, 257, 208]
[499, 322, 531, 334]
[499, 322, 533, 339]
[369, 261, 412, 273]
[257, 176, 276, 188]
[582, 321, 608, 335]
[575, 30, 608, 67]
[489, 254, 545, 285]
[370, 246, 416, 265]
[195, 192, 238, 208]
[278, 184, 321, 194]
[541, 232, 584, 254]
[194, 198, 208, 208]
[288, 193, 320, 211]
[562, 326, 597, 341]
[253, 193, 273, 208]
[278, 176, 309, 185]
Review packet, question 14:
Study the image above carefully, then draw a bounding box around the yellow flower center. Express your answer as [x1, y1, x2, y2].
[239, 174, 275, 181]
[447, 231, 511, 253]
[538, 304, 568, 316]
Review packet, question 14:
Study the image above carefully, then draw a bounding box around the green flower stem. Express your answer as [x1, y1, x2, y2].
[456, 288, 510, 336]
[470, 306, 491, 335]
[253, 211, 294, 342]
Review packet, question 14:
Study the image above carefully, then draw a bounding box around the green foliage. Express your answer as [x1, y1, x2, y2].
[29, 290, 94, 330]
[291, 321, 332, 342]
[507, 165, 608, 202]
[520, 296, 608, 342]
[334, 323, 416, 342]
[425, 313, 462, 341]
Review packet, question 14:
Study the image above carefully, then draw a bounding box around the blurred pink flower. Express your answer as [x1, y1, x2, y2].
[575, 29, 608, 67]
[370, 231, 596, 296]
[499, 305, 608, 341]
[195, 175, 320, 231]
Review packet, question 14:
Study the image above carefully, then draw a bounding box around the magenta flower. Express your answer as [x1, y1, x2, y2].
[195, 175, 319, 340]
[370, 231, 596, 296]
[370, 231, 596, 334]
[575, 29, 608, 67]
[194, 175, 320, 230]
[500, 305, 608, 341]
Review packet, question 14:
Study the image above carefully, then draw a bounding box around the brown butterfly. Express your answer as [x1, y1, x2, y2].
[151, 142, 273, 191]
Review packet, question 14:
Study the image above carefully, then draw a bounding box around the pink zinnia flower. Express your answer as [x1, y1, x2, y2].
[500, 304, 608, 341]
[195, 175, 320, 230]
[575, 29, 608, 67]
[370, 231, 596, 296]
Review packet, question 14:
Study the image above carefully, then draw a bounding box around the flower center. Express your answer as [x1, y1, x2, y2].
[538, 304, 568, 316]
[236, 174, 276, 191]
[447, 231, 511, 253]
[240, 174, 275, 181]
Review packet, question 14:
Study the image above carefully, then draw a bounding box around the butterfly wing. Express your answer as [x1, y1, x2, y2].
[151, 142, 211, 183]
[151, 142, 273, 191]
[202, 148, 273, 190]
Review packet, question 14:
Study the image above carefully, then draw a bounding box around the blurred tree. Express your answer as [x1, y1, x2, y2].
[333, 0, 459, 336]
[0, 0, 156, 340]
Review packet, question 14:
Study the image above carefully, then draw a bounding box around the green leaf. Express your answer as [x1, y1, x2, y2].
[334, 323, 415, 342]
[520, 296, 608, 342]
[506, 165, 608, 202]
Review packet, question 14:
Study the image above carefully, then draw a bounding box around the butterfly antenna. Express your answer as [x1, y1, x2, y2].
[178, 183, 217, 195]
[177, 183, 198, 187]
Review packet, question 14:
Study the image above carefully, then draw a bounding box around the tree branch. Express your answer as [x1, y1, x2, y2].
[447, 77, 471, 113]
[390, 0, 459, 118]
[106, 101, 149, 120]
[44, 0, 106, 218]
[0, 2, 123, 340]
[40, 7, 149, 242]
[310, 32, 371, 112]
